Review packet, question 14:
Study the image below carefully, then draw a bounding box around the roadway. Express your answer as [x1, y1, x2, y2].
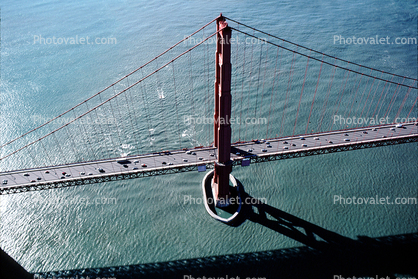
[1, 122, 417, 194]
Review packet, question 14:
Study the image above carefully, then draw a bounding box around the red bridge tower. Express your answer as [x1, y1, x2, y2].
[212, 15, 233, 207]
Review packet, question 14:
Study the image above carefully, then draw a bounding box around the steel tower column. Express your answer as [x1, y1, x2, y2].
[212, 14, 232, 207]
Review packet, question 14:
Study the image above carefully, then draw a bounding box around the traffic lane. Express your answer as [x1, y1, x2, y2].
[1, 123, 416, 188]
[230, 123, 417, 156]
[0, 148, 219, 187]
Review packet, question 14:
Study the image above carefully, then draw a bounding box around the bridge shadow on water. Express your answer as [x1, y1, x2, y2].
[35, 185, 418, 279]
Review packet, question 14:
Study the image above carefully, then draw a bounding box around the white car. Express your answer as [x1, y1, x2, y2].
[314, 137, 319, 140]
[395, 124, 403, 128]
[301, 144, 307, 147]
[2, 180, 7, 185]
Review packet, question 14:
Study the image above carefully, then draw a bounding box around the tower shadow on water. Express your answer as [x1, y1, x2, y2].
[34, 179, 418, 279]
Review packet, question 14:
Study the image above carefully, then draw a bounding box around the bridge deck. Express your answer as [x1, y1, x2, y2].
[1, 122, 417, 194]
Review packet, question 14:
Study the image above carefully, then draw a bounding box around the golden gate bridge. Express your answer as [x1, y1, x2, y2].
[1, 15, 417, 211]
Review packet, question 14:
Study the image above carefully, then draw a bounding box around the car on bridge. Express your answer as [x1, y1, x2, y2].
[117, 159, 131, 164]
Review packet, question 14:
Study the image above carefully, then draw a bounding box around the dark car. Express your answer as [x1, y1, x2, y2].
[117, 159, 131, 165]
